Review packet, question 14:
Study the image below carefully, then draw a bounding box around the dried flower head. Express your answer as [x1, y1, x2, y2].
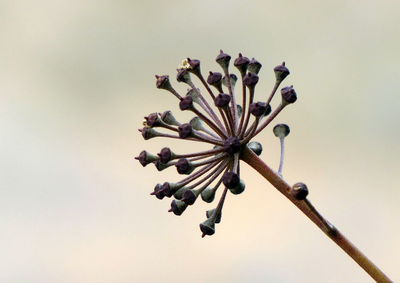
[136, 50, 297, 237]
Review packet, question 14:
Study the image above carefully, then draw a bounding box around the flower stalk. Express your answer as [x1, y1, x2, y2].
[240, 146, 392, 283]
[137, 50, 393, 282]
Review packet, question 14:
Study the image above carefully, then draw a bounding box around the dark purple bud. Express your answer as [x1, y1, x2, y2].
[158, 147, 174, 164]
[160, 182, 180, 198]
[135, 150, 158, 167]
[273, 124, 290, 138]
[234, 53, 250, 75]
[248, 58, 262, 74]
[291, 182, 309, 200]
[150, 183, 165, 200]
[175, 158, 194, 175]
[207, 71, 223, 88]
[281, 85, 297, 104]
[179, 96, 193, 111]
[178, 123, 192, 139]
[168, 200, 188, 216]
[214, 93, 231, 108]
[274, 62, 290, 82]
[155, 75, 171, 90]
[216, 50, 231, 70]
[248, 141, 263, 156]
[200, 218, 216, 237]
[222, 171, 240, 189]
[223, 136, 241, 154]
[243, 72, 259, 88]
[187, 58, 201, 75]
[249, 102, 268, 117]
[144, 113, 161, 127]
[181, 189, 197, 205]
[176, 68, 191, 83]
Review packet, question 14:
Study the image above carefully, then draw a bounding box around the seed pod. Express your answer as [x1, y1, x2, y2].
[176, 68, 191, 84]
[178, 123, 193, 139]
[207, 71, 223, 90]
[206, 208, 221, 223]
[158, 147, 175, 164]
[222, 171, 240, 189]
[215, 93, 231, 108]
[249, 102, 268, 117]
[274, 62, 290, 83]
[150, 183, 165, 200]
[186, 58, 201, 76]
[144, 113, 161, 127]
[248, 58, 262, 74]
[281, 85, 297, 105]
[273, 124, 290, 138]
[160, 182, 182, 198]
[201, 187, 216, 203]
[189, 117, 205, 132]
[160, 110, 180, 126]
[243, 72, 259, 88]
[135, 150, 158, 167]
[179, 95, 194, 111]
[291, 182, 309, 200]
[140, 127, 159, 140]
[154, 160, 172, 171]
[248, 141, 263, 156]
[168, 199, 188, 216]
[234, 53, 250, 76]
[175, 158, 194, 175]
[155, 75, 172, 90]
[199, 217, 216, 237]
[222, 74, 237, 89]
[229, 179, 245, 195]
[216, 50, 231, 71]
[174, 187, 190, 200]
[181, 189, 199, 205]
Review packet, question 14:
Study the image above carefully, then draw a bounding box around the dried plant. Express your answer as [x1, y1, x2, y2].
[135, 50, 392, 282]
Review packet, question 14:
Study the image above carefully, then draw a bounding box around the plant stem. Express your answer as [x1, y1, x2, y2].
[240, 146, 392, 283]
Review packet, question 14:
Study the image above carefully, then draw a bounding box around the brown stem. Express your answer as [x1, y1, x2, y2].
[223, 70, 238, 135]
[238, 82, 247, 134]
[192, 107, 226, 139]
[240, 146, 393, 283]
[188, 82, 227, 136]
[195, 74, 231, 137]
[265, 80, 281, 106]
[239, 87, 255, 138]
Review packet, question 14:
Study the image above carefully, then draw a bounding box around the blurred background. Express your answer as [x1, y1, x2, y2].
[1, 0, 399, 282]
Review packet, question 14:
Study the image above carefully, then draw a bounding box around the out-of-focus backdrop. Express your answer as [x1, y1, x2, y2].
[1, 1, 399, 282]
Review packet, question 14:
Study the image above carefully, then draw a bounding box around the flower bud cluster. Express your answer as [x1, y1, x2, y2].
[136, 50, 299, 237]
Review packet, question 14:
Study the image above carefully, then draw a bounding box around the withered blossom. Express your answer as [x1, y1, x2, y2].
[136, 50, 296, 237]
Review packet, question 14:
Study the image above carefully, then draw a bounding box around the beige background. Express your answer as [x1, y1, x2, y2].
[1, 0, 399, 282]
